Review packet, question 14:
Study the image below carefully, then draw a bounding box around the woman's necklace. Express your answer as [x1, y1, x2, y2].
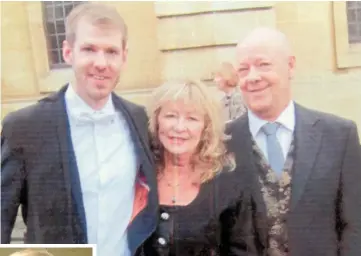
[162, 169, 180, 204]
[170, 183, 178, 204]
[160, 162, 193, 204]
[160, 154, 199, 205]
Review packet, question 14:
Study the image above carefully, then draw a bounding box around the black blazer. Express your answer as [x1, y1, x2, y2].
[226, 103, 361, 256]
[138, 167, 259, 256]
[1, 85, 159, 254]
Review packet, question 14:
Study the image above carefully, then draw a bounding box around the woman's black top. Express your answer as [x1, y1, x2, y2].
[137, 169, 259, 256]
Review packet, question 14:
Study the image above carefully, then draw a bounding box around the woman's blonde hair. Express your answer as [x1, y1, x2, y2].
[147, 79, 235, 183]
[9, 249, 54, 256]
[213, 62, 239, 88]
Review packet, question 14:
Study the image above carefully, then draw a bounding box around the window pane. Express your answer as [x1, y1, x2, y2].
[45, 6, 54, 21]
[49, 35, 58, 49]
[46, 22, 56, 34]
[346, 1, 361, 44]
[356, 26, 361, 43]
[50, 50, 60, 64]
[58, 34, 66, 46]
[357, 8, 361, 21]
[43, 2, 53, 8]
[347, 9, 356, 23]
[348, 23, 356, 36]
[52, 1, 62, 6]
[54, 5, 64, 19]
[55, 20, 65, 34]
[347, 1, 357, 9]
[73, 2, 83, 7]
[64, 4, 73, 16]
[60, 52, 65, 63]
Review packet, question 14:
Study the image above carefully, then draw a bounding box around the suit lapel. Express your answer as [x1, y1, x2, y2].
[53, 88, 73, 212]
[111, 93, 156, 197]
[290, 104, 323, 210]
[44, 84, 88, 243]
[111, 94, 158, 254]
[228, 116, 269, 243]
[111, 94, 153, 173]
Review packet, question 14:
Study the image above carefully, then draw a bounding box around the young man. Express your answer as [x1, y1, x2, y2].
[1, 3, 158, 256]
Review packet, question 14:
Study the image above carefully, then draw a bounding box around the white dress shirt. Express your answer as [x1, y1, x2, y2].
[248, 101, 296, 161]
[65, 85, 138, 256]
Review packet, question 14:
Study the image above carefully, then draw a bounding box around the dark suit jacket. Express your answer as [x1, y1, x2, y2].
[226, 103, 361, 256]
[1, 85, 159, 254]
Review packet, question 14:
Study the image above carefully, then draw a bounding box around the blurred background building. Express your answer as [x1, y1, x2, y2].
[1, 1, 361, 243]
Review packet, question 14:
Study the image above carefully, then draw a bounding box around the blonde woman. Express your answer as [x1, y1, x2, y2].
[134, 80, 257, 255]
[213, 62, 247, 121]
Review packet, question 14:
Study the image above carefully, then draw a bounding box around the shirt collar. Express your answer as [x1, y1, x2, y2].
[65, 83, 116, 119]
[248, 100, 295, 137]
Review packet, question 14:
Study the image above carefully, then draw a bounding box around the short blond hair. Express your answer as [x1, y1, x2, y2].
[9, 249, 54, 256]
[65, 3, 128, 47]
[213, 62, 239, 88]
[147, 79, 235, 183]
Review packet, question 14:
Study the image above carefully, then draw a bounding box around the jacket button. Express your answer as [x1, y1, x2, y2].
[158, 237, 167, 245]
[161, 212, 169, 220]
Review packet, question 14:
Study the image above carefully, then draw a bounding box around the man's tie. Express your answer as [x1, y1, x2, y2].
[262, 122, 285, 177]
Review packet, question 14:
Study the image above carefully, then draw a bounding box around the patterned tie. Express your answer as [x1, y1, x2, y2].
[262, 122, 285, 177]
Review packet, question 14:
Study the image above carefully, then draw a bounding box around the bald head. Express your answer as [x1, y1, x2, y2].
[237, 27, 293, 57]
[235, 27, 296, 121]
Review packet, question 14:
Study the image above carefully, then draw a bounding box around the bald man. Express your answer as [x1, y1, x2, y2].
[226, 27, 361, 256]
